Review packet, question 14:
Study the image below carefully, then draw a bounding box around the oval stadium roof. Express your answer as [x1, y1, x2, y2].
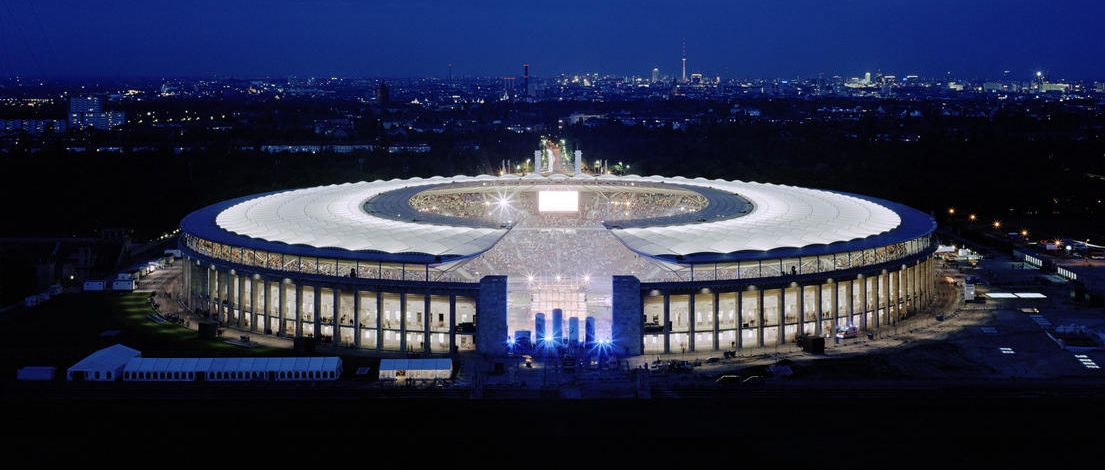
[180, 174, 935, 265]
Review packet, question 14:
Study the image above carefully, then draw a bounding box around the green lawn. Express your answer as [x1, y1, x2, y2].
[2, 292, 292, 375]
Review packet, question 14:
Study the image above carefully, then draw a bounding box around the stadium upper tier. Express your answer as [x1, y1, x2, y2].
[180, 174, 934, 266]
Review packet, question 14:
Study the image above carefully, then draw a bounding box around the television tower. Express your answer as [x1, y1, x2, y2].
[523, 64, 529, 98]
[681, 39, 687, 83]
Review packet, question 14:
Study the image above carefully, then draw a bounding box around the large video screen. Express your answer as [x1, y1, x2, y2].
[538, 190, 579, 212]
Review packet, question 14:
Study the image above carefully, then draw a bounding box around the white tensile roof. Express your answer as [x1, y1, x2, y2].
[68, 344, 141, 375]
[215, 176, 508, 257]
[379, 358, 453, 371]
[213, 174, 901, 260]
[123, 356, 342, 375]
[609, 176, 902, 257]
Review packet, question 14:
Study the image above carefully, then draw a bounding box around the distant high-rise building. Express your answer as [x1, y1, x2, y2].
[376, 81, 390, 106]
[651, 67, 660, 83]
[681, 39, 687, 83]
[69, 97, 102, 114]
[68, 97, 125, 130]
[523, 64, 530, 97]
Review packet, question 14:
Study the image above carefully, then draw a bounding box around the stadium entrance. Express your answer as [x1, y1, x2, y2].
[412, 181, 707, 346]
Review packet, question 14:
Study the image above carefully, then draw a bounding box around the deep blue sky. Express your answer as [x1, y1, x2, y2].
[1, 0, 1103, 80]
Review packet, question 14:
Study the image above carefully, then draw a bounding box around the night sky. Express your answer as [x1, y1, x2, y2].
[1, 0, 1103, 79]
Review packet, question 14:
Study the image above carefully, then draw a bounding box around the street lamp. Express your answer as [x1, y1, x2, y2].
[992, 221, 1002, 230]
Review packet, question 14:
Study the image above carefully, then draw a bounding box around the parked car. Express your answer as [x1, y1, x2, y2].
[835, 325, 859, 339]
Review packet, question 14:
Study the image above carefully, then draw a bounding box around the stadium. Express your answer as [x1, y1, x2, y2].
[178, 149, 937, 358]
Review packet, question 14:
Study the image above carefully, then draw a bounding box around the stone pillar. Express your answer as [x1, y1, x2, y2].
[376, 291, 384, 351]
[235, 274, 244, 328]
[887, 271, 895, 327]
[314, 286, 323, 339]
[859, 276, 868, 331]
[475, 276, 508, 355]
[687, 293, 696, 352]
[913, 262, 920, 312]
[846, 279, 854, 326]
[889, 269, 897, 324]
[424, 294, 432, 354]
[262, 279, 271, 334]
[662, 294, 671, 354]
[815, 283, 823, 337]
[250, 277, 259, 332]
[712, 291, 720, 351]
[736, 290, 744, 349]
[874, 273, 883, 329]
[294, 283, 303, 337]
[920, 260, 927, 308]
[399, 292, 407, 353]
[777, 288, 785, 346]
[612, 276, 642, 356]
[830, 280, 839, 328]
[449, 295, 456, 354]
[223, 270, 233, 324]
[278, 281, 287, 336]
[210, 268, 218, 315]
[210, 269, 218, 320]
[916, 261, 923, 308]
[797, 285, 805, 337]
[353, 289, 361, 348]
[912, 262, 919, 312]
[214, 270, 223, 323]
[332, 288, 341, 345]
[757, 289, 765, 347]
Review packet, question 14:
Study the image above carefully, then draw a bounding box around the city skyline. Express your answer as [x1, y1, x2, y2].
[1, 0, 1104, 79]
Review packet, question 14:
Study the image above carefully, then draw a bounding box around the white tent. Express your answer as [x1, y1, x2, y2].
[123, 356, 341, 382]
[17, 366, 56, 381]
[67, 344, 141, 381]
[378, 358, 452, 380]
[124, 357, 207, 381]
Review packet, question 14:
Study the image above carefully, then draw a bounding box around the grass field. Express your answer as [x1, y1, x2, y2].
[1, 292, 292, 375]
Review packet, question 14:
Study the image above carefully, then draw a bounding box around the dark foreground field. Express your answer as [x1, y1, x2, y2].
[3, 389, 1103, 466]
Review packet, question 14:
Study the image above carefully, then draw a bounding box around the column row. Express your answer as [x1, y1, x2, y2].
[643, 259, 935, 354]
[183, 259, 478, 354]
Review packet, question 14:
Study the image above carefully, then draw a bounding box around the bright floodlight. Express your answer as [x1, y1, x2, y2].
[538, 190, 579, 212]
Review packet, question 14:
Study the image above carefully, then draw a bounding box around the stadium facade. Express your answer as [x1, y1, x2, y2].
[178, 172, 937, 357]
